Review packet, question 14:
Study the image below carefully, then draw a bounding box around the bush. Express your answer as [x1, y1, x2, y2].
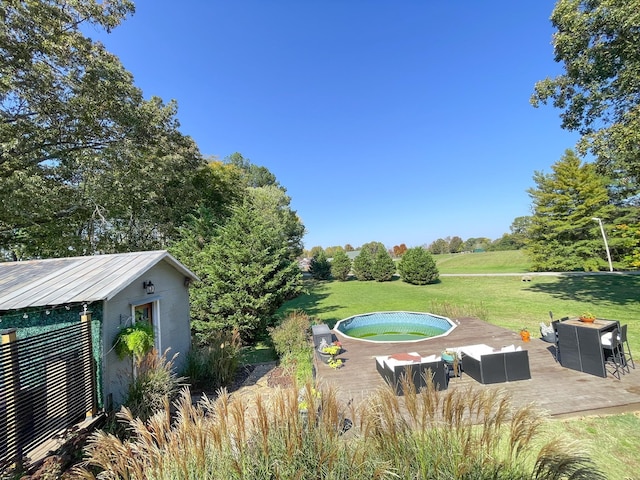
[184, 329, 242, 391]
[353, 248, 374, 280]
[330, 249, 352, 281]
[269, 310, 311, 362]
[398, 247, 439, 285]
[371, 248, 396, 281]
[308, 250, 332, 280]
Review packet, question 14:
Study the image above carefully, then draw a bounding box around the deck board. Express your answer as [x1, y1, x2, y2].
[315, 317, 640, 417]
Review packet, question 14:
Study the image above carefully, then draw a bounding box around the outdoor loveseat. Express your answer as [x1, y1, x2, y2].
[459, 344, 531, 384]
[375, 352, 448, 395]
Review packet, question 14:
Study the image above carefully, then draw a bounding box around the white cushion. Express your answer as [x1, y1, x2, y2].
[601, 331, 617, 346]
[501, 345, 516, 353]
[461, 344, 495, 360]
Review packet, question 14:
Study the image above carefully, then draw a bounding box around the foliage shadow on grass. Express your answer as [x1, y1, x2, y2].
[279, 280, 343, 321]
[527, 274, 640, 306]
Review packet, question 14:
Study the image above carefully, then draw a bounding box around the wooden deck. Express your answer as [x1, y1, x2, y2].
[315, 317, 640, 418]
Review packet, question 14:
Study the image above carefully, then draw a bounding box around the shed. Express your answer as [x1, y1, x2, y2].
[0, 250, 198, 408]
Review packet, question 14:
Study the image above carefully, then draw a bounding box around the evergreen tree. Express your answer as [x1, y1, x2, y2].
[371, 248, 396, 282]
[353, 248, 374, 281]
[330, 249, 352, 281]
[178, 193, 303, 342]
[309, 250, 332, 280]
[398, 247, 439, 285]
[526, 150, 614, 271]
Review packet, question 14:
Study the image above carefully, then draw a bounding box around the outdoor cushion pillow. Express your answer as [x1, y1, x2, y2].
[389, 353, 421, 363]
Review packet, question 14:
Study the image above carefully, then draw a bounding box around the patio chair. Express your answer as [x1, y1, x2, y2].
[548, 315, 569, 363]
[601, 327, 625, 379]
[620, 324, 635, 371]
[602, 324, 634, 374]
[551, 320, 561, 362]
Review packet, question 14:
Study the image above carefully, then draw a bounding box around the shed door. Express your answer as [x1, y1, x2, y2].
[135, 303, 152, 325]
[134, 302, 159, 351]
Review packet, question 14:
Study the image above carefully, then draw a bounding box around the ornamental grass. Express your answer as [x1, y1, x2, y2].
[74, 377, 603, 479]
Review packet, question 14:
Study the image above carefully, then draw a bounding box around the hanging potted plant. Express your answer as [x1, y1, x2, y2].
[113, 322, 155, 364]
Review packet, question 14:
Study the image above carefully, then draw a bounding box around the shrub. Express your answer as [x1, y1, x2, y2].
[330, 249, 352, 281]
[308, 250, 332, 280]
[398, 246, 439, 285]
[269, 310, 311, 362]
[352, 248, 374, 280]
[184, 329, 242, 391]
[371, 248, 396, 281]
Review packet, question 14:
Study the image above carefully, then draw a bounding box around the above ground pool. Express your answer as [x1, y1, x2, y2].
[334, 311, 456, 343]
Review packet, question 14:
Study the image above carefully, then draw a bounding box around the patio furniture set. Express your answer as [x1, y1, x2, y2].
[542, 316, 635, 379]
[375, 343, 531, 395]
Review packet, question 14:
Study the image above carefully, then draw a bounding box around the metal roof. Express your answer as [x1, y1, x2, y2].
[0, 250, 198, 311]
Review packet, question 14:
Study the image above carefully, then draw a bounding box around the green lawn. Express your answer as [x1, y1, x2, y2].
[434, 250, 532, 273]
[282, 274, 640, 351]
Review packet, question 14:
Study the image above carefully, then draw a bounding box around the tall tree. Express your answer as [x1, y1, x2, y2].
[352, 248, 374, 281]
[330, 249, 352, 281]
[248, 184, 305, 260]
[531, 0, 640, 186]
[226, 152, 279, 188]
[428, 238, 449, 254]
[0, 0, 205, 258]
[371, 248, 396, 282]
[392, 244, 408, 257]
[184, 191, 303, 342]
[398, 247, 439, 285]
[448, 236, 464, 253]
[308, 250, 331, 280]
[359, 241, 387, 257]
[526, 149, 614, 271]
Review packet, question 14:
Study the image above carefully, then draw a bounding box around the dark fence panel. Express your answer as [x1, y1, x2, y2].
[0, 320, 96, 469]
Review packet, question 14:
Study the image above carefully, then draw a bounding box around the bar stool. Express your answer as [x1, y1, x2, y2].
[601, 328, 625, 379]
[619, 324, 635, 373]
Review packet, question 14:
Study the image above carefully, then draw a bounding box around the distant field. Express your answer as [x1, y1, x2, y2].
[434, 250, 531, 273]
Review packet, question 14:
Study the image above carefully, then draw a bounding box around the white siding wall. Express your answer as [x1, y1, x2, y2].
[102, 261, 192, 407]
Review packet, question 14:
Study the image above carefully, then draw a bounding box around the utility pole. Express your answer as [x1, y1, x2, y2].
[592, 217, 613, 272]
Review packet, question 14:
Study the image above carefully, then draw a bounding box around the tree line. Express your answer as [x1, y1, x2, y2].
[308, 241, 439, 285]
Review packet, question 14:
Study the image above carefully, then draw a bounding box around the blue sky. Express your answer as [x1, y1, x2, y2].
[92, 1, 578, 250]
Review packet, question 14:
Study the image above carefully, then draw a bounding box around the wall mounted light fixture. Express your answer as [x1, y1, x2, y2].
[143, 281, 155, 294]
